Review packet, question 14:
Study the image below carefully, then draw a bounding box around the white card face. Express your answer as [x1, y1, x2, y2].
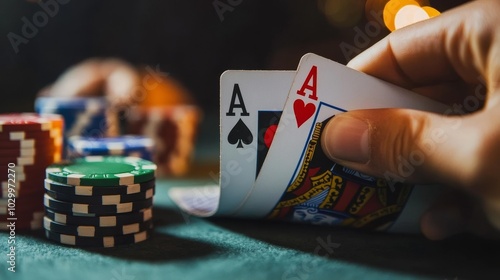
[216, 70, 294, 215]
[235, 54, 448, 232]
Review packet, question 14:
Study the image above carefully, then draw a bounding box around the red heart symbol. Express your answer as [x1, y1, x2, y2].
[293, 99, 316, 128]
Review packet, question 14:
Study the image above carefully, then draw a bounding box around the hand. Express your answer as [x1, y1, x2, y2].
[321, 0, 500, 239]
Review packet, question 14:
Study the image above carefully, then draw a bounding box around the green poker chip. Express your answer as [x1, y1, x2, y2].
[46, 156, 157, 186]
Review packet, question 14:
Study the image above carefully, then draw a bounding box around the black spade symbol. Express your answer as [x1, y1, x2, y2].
[227, 118, 253, 148]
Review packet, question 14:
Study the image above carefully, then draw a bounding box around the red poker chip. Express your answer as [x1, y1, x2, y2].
[0, 147, 59, 157]
[1, 187, 45, 199]
[1, 188, 45, 199]
[0, 170, 47, 179]
[1, 176, 47, 187]
[126, 106, 200, 176]
[0, 144, 61, 154]
[1, 136, 56, 144]
[0, 179, 50, 190]
[0, 128, 63, 141]
[0, 148, 55, 158]
[1, 180, 46, 190]
[0, 170, 46, 183]
[0, 154, 61, 166]
[0, 138, 57, 149]
[0, 113, 63, 132]
[0, 176, 46, 185]
[0, 131, 62, 142]
[0, 164, 48, 173]
[1, 176, 47, 186]
[0, 152, 59, 160]
[0, 175, 50, 186]
[0, 145, 59, 155]
[0, 161, 59, 171]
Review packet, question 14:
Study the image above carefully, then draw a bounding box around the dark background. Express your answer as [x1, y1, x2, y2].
[0, 0, 468, 114]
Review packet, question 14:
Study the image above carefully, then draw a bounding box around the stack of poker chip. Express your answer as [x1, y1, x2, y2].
[126, 106, 201, 176]
[0, 113, 63, 231]
[34, 97, 117, 157]
[43, 156, 156, 247]
[67, 136, 154, 161]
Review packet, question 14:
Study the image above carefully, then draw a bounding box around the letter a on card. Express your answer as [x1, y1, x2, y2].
[294, 66, 318, 127]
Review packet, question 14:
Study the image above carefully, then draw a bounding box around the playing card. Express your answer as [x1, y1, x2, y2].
[170, 70, 294, 216]
[235, 53, 449, 232]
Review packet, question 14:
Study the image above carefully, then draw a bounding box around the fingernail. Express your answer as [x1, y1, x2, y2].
[321, 116, 370, 164]
[421, 208, 464, 240]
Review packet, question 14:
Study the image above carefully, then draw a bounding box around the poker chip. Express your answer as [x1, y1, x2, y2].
[44, 229, 150, 247]
[0, 113, 63, 231]
[126, 105, 201, 176]
[43, 216, 153, 237]
[45, 188, 154, 205]
[44, 207, 153, 227]
[34, 97, 115, 156]
[0, 139, 53, 149]
[0, 148, 35, 157]
[43, 178, 156, 196]
[0, 113, 63, 132]
[44, 194, 153, 215]
[0, 147, 57, 160]
[0, 196, 45, 215]
[0, 165, 47, 179]
[2, 179, 48, 194]
[45, 156, 156, 186]
[42, 154, 156, 247]
[2, 185, 45, 198]
[67, 136, 154, 160]
[0, 130, 63, 144]
[0, 155, 60, 166]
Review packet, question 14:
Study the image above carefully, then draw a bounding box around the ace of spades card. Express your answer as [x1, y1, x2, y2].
[235, 54, 448, 233]
[169, 70, 294, 216]
[218, 70, 295, 215]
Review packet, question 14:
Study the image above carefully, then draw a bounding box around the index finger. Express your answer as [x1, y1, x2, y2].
[347, 0, 493, 89]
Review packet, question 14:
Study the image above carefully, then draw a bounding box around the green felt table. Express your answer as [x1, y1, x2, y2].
[2, 177, 500, 280]
[2, 116, 500, 280]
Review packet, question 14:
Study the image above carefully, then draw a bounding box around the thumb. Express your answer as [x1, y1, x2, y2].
[320, 108, 482, 187]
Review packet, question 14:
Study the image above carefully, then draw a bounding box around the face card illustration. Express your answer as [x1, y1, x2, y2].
[217, 70, 294, 216]
[236, 53, 449, 232]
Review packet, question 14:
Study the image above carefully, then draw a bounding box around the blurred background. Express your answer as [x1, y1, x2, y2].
[0, 0, 468, 114]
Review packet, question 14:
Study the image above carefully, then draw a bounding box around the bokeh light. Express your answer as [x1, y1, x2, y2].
[383, 0, 420, 31]
[365, 0, 431, 27]
[394, 5, 429, 30]
[381, 0, 440, 31]
[422, 6, 441, 18]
